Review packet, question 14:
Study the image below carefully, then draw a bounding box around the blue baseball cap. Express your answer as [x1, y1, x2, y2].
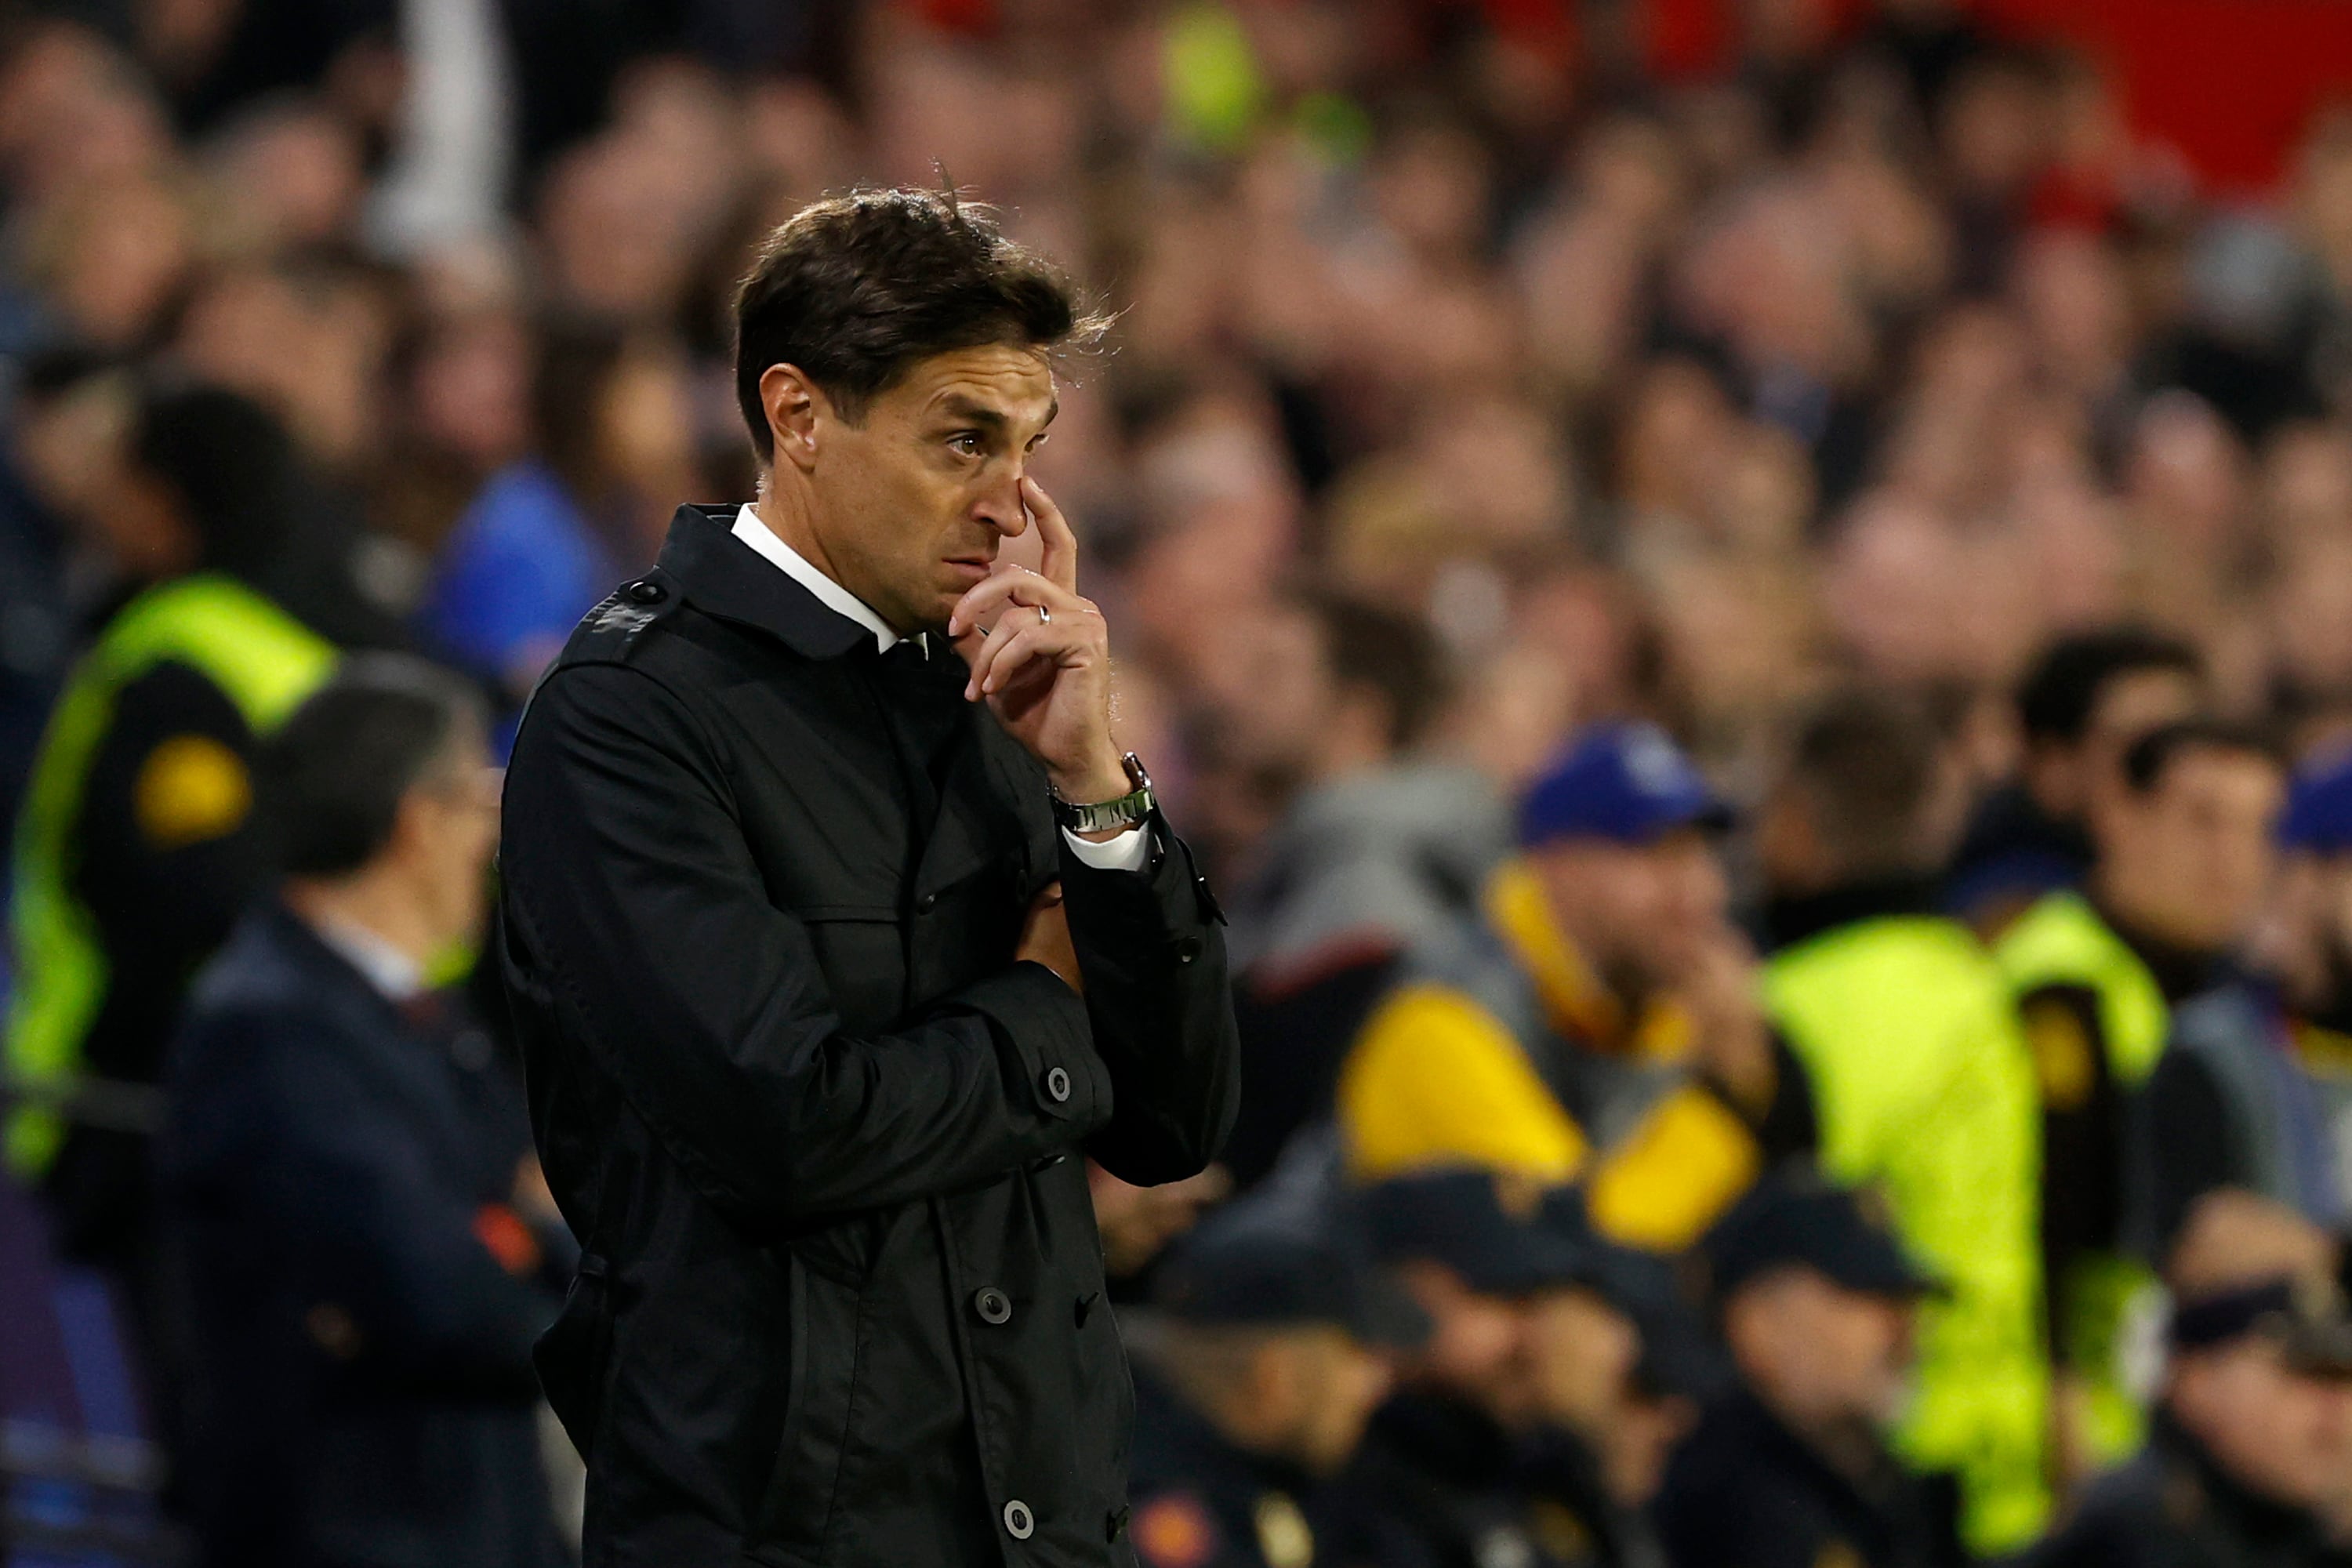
[2282, 747, 2352, 855]
[1518, 722, 1731, 849]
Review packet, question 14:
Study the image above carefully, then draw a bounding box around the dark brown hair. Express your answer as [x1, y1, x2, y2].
[2120, 717, 2281, 795]
[731, 187, 1109, 459]
[1781, 685, 1945, 874]
[1294, 585, 1450, 753]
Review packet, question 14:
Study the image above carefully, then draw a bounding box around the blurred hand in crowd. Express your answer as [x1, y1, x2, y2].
[1674, 923, 1775, 1120]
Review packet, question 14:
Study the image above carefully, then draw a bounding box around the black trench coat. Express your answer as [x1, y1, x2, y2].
[497, 505, 1240, 1567]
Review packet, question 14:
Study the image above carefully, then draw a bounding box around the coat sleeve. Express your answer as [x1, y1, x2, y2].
[499, 661, 1107, 1228]
[1058, 822, 1241, 1186]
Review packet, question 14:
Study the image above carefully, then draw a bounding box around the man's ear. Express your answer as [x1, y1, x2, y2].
[388, 786, 437, 864]
[760, 364, 826, 474]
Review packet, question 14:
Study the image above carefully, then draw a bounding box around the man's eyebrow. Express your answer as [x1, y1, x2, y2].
[935, 391, 1058, 434]
[936, 394, 1009, 430]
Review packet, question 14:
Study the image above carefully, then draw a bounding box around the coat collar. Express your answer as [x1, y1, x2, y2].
[655, 504, 871, 660]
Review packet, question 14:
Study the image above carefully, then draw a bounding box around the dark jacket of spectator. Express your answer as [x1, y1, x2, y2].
[498, 507, 1240, 1565]
[162, 901, 564, 1568]
[1656, 1390, 1963, 1568]
[2138, 982, 2350, 1261]
[1317, 1391, 1592, 1568]
[1127, 1365, 1314, 1568]
[2027, 1410, 2352, 1568]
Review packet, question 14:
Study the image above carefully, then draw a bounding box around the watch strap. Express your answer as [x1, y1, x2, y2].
[1052, 753, 1155, 834]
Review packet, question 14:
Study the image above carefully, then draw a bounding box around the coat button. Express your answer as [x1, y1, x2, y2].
[1173, 935, 1203, 964]
[914, 891, 938, 914]
[1042, 1065, 1071, 1103]
[974, 1286, 1012, 1325]
[626, 579, 664, 604]
[1003, 1499, 1034, 1540]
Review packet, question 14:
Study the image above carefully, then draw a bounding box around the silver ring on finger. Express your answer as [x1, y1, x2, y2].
[1036, 604, 1052, 626]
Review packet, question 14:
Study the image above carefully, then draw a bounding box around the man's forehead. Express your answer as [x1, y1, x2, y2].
[908, 345, 1058, 423]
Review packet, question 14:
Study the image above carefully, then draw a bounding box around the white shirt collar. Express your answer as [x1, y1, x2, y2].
[310, 915, 426, 1002]
[732, 503, 924, 656]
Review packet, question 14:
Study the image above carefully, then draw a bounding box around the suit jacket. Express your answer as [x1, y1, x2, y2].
[162, 901, 564, 1568]
[497, 504, 1241, 1566]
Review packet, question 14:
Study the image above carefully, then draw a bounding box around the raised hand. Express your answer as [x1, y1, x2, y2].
[946, 477, 1128, 807]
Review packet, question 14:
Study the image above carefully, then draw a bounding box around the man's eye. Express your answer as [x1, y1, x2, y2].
[949, 433, 984, 456]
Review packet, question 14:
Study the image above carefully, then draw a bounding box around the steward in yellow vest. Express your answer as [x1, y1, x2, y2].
[1336, 723, 1791, 1254]
[1756, 690, 2049, 1557]
[1994, 719, 2285, 1485]
[6, 387, 337, 1267]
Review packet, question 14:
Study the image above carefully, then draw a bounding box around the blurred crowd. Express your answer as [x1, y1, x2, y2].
[13, 0, 2352, 1564]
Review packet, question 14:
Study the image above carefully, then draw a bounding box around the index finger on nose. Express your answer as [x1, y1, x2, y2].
[1024, 477, 1080, 593]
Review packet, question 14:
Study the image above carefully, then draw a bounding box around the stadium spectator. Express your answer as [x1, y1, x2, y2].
[1319, 1168, 1616, 1568]
[1757, 688, 2049, 1550]
[1946, 629, 2205, 937]
[1999, 719, 2287, 1479]
[1124, 1208, 1417, 1568]
[161, 655, 564, 1568]
[5, 383, 338, 1335]
[1224, 586, 1504, 1192]
[1333, 724, 1766, 1253]
[413, 318, 680, 716]
[1657, 1178, 1964, 1568]
[1519, 1190, 1693, 1568]
[2028, 1195, 2352, 1568]
[2136, 745, 2352, 1265]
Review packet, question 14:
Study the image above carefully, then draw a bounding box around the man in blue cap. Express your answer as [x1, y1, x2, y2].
[2132, 744, 2352, 1267]
[1334, 722, 1785, 1255]
[1656, 1178, 1963, 1568]
[1124, 1207, 1424, 1568]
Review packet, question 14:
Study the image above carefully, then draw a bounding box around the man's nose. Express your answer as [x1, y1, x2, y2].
[974, 463, 1029, 536]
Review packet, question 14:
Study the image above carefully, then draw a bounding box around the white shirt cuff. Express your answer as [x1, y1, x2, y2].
[1062, 824, 1149, 873]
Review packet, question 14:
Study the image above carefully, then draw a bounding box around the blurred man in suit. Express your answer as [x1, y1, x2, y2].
[164, 655, 565, 1568]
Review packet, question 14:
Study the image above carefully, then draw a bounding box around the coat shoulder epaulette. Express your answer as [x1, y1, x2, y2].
[555, 575, 681, 669]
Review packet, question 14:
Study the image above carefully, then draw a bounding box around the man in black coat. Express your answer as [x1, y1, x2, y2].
[163, 656, 565, 1568]
[496, 188, 1242, 1565]
[1655, 1181, 1962, 1568]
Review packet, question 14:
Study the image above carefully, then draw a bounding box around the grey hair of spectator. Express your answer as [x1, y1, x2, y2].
[263, 655, 491, 879]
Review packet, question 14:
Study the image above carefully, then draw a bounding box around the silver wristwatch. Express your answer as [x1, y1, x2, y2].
[1051, 752, 1155, 834]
